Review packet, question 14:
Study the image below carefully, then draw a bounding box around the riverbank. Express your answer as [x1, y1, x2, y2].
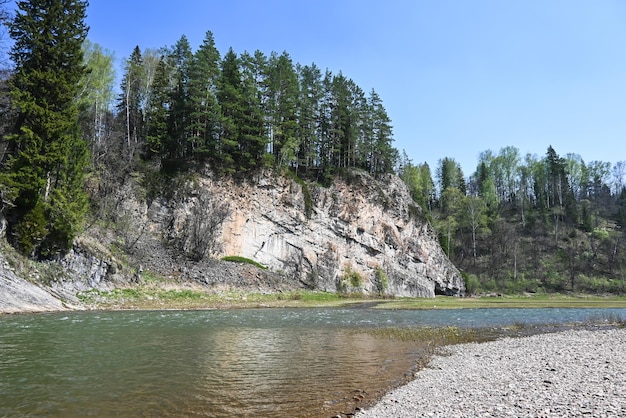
[357, 328, 626, 417]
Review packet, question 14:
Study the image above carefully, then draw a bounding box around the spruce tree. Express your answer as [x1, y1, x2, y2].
[2, 0, 89, 258]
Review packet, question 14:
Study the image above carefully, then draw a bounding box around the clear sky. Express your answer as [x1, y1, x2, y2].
[38, 1, 626, 174]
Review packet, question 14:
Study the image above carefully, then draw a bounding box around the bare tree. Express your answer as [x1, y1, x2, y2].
[612, 161, 625, 195]
[181, 192, 231, 261]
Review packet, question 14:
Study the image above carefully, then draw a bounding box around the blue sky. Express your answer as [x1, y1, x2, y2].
[24, 1, 626, 174]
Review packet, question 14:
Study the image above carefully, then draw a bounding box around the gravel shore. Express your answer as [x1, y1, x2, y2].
[357, 329, 626, 417]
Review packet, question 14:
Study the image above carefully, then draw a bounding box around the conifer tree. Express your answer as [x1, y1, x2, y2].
[216, 48, 243, 174]
[2, 0, 89, 257]
[144, 57, 171, 157]
[239, 50, 268, 170]
[296, 63, 323, 170]
[167, 35, 193, 159]
[368, 89, 396, 176]
[188, 31, 221, 161]
[267, 51, 299, 167]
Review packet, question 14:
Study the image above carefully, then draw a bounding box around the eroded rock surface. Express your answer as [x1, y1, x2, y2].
[158, 170, 463, 297]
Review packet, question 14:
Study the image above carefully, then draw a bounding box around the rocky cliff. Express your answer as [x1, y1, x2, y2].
[157, 170, 464, 297]
[0, 169, 464, 313]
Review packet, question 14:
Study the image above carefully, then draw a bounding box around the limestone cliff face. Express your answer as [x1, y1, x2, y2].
[177, 170, 464, 297]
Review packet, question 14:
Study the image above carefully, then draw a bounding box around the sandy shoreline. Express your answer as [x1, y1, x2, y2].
[357, 328, 626, 417]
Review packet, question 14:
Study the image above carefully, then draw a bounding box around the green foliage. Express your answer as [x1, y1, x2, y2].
[374, 266, 389, 295]
[2, 0, 89, 258]
[144, 57, 171, 156]
[338, 265, 364, 292]
[221, 255, 268, 269]
[397, 143, 626, 296]
[463, 273, 481, 296]
[13, 200, 48, 257]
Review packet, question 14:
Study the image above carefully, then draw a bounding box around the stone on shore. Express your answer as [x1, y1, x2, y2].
[358, 329, 626, 417]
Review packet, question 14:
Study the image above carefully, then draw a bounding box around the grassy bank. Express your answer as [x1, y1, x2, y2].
[379, 294, 626, 309]
[77, 285, 626, 311]
[77, 287, 357, 310]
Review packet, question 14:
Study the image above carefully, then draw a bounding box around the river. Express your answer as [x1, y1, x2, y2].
[1, 307, 625, 417]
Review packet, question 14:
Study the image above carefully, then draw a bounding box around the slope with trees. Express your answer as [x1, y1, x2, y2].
[0, 2, 624, 295]
[0, 5, 398, 261]
[400, 146, 626, 294]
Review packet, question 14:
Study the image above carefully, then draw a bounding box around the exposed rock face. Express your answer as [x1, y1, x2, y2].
[0, 253, 68, 313]
[165, 170, 464, 297]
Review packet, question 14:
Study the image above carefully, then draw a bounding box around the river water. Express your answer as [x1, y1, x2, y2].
[1, 307, 625, 417]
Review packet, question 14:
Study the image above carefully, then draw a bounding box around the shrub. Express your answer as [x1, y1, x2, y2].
[221, 256, 267, 270]
[463, 273, 481, 295]
[338, 265, 364, 293]
[374, 266, 389, 295]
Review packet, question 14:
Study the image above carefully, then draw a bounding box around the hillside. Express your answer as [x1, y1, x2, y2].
[0, 169, 464, 313]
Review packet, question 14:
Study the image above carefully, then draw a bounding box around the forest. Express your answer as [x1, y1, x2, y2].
[0, 1, 625, 294]
[399, 147, 626, 294]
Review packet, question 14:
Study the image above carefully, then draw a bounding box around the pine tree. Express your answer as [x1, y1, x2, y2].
[2, 0, 89, 257]
[167, 35, 193, 159]
[296, 63, 323, 171]
[328, 73, 354, 170]
[188, 30, 221, 161]
[267, 51, 299, 167]
[368, 89, 396, 176]
[144, 57, 171, 157]
[238, 50, 267, 171]
[216, 48, 243, 174]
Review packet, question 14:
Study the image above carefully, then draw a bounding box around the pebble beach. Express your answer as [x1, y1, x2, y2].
[357, 329, 626, 417]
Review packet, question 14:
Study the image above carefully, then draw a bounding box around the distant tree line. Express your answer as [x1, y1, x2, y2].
[399, 146, 626, 294]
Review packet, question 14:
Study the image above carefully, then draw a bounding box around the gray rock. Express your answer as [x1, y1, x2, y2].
[0, 253, 68, 313]
[158, 170, 463, 297]
[358, 329, 626, 417]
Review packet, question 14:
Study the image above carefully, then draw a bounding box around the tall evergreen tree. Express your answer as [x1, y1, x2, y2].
[216, 48, 244, 174]
[144, 57, 171, 157]
[368, 89, 396, 176]
[239, 50, 267, 170]
[317, 69, 334, 174]
[167, 35, 193, 159]
[296, 63, 323, 171]
[329, 72, 355, 170]
[267, 51, 299, 167]
[188, 30, 221, 161]
[2, 0, 89, 257]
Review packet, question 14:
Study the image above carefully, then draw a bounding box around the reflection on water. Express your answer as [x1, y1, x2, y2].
[0, 310, 419, 417]
[1, 307, 625, 417]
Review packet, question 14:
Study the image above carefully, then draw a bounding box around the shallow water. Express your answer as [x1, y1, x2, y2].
[1, 307, 624, 417]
